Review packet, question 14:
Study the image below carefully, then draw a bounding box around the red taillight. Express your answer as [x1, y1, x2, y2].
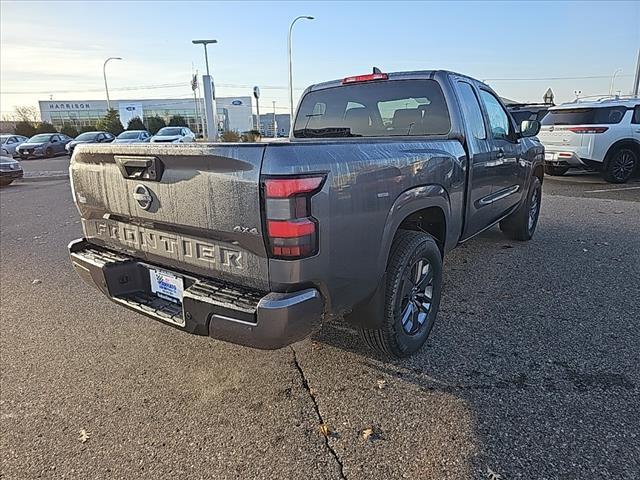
[265, 177, 324, 198]
[263, 175, 325, 259]
[268, 219, 315, 238]
[342, 73, 388, 84]
[568, 127, 609, 134]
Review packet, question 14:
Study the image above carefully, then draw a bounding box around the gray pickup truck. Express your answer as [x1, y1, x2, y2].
[68, 70, 544, 357]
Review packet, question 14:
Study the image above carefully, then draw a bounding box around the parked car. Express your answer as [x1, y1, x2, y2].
[66, 131, 115, 156]
[16, 133, 71, 159]
[538, 98, 640, 182]
[150, 126, 195, 143]
[114, 130, 151, 144]
[1, 135, 29, 157]
[507, 104, 551, 124]
[68, 69, 544, 357]
[0, 155, 23, 186]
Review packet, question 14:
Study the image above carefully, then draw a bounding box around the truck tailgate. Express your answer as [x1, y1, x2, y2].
[70, 144, 269, 291]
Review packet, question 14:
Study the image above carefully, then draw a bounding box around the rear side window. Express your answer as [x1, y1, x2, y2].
[632, 105, 640, 124]
[293, 80, 451, 138]
[542, 106, 627, 126]
[457, 82, 486, 140]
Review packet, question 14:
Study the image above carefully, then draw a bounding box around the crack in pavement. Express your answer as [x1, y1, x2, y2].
[290, 346, 346, 480]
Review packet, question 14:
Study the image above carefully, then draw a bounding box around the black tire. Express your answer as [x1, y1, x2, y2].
[0, 179, 12, 187]
[544, 165, 569, 176]
[45, 147, 52, 158]
[360, 230, 443, 358]
[499, 176, 542, 241]
[603, 147, 637, 184]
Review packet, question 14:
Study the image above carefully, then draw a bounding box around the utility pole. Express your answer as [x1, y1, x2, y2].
[192, 71, 201, 137]
[633, 48, 640, 97]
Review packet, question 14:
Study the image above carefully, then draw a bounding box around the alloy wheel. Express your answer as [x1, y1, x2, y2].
[398, 258, 434, 335]
[611, 150, 635, 181]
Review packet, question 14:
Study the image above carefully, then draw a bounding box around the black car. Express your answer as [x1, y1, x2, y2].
[66, 131, 115, 156]
[507, 103, 551, 124]
[0, 155, 24, 186]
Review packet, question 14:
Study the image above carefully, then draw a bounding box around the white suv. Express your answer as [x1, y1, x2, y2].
[538, 98, 640, 183]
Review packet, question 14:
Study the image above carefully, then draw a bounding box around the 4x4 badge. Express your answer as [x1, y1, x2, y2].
[133, 184, 153, 210]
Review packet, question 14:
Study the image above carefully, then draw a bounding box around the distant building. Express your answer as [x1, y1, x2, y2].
[255, 113, 291, 137]
[38, 97, 254, 135]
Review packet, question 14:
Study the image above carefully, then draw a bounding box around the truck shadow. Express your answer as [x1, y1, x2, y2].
[311, 215, 640, 477]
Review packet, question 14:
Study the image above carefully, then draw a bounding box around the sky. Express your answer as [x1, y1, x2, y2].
[1, 0, 639, 119]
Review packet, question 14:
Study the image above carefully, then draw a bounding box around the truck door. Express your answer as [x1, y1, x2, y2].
[478, 89, 523, 218]
[455, 81, 497, 238]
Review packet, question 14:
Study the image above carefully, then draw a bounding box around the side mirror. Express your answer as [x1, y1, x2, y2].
[51, 138, 58, 143]
[519, 119, 541, 138]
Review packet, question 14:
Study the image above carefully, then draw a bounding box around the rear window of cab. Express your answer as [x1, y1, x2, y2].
[293, 80, 451, 138]
[541, 106, 628, 126]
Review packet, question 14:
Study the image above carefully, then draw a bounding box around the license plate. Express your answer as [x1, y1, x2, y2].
[544, 153, 554, 161]
[149, 268, 184, 304]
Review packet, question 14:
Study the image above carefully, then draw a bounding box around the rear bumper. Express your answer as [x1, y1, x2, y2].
[68, 239, 324, 349]
[544, 148, 600, 168]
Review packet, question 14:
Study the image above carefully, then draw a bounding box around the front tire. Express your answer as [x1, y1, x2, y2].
[360, 230, 443, 358]
[603, 147, 637, 184]
[500, 176, 542, 241]
[544, 165, 569, 176]
[45, 147, 52, 158]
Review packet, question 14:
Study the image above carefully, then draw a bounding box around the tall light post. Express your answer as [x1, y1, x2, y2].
[103, 57, 122, 111]
[609, 68, 623, 96]
[192, 39, 218, 141]
[272, 101, 278, 138]
[288, 15, 314, 120]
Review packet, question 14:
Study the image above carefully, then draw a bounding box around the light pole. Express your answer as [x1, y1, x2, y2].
[272, 101, 277, 138]
[609, 68, 623, 96]
[253, 86, 261, 134]
[192, 39, 218, 141]
[288, 15, 314, 120]
[103, 57, 122, 111]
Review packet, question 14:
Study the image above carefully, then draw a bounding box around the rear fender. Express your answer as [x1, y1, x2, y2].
[344, 184, 450, 329]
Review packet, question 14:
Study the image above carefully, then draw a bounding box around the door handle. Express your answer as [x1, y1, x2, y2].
[115, 155, 164, 181]
[496, 148, 505, 159]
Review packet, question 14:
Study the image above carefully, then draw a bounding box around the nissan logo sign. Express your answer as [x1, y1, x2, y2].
[133, 184, 153, 210]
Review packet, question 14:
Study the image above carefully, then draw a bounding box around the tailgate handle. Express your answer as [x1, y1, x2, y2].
[115, 155, 164, 181]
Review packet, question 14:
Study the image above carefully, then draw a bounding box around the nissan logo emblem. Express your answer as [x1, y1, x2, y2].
[133, 184, 153, 210]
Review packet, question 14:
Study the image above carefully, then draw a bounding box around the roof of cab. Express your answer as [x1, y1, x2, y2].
[305, 70, 485, 93]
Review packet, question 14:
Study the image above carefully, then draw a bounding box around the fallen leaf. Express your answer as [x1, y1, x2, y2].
[79, 429, 90, 443]
[376, 379, 386, 389]
[32, 279, 42, 285]
[318, 423, 330, 437]
[361, 426, 382, 441]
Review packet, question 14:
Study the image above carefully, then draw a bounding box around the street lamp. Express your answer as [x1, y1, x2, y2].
[609, 68, 623, 96]
[192, 39, 217, 76]
[192, 39, 218, 141]
[288, 15, 314, 120]
[103, 57, 122, 111]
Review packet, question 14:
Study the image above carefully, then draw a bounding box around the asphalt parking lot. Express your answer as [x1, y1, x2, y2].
[1, 173, 639, 479]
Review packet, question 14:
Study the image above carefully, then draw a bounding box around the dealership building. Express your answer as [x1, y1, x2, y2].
[38, 97, 260, 135]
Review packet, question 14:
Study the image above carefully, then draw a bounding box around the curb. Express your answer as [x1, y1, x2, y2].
[19, 174, 69, 183]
